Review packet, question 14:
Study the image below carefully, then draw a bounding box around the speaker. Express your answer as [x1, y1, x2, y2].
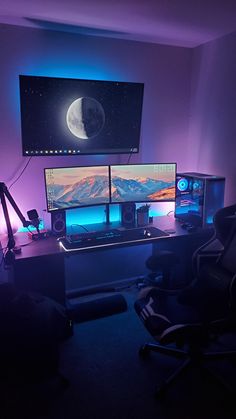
[120, 203, 136, 228]
[51, 211, 66, 236]
[175, 172, 225, 227]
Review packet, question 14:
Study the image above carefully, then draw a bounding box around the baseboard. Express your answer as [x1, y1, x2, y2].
[66, 276, 139, 300]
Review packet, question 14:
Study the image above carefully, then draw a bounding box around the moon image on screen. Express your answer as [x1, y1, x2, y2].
[66, 97, 105, 139]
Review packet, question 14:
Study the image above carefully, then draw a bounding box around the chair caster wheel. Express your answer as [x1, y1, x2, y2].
[139, 345, 149, 358]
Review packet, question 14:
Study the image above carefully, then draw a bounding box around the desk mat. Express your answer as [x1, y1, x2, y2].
[59, 226, 169, 251]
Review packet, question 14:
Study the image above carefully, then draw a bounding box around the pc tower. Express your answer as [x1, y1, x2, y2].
[175, 172, 225, 227]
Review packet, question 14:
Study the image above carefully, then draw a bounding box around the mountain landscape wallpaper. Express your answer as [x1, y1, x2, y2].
[45, 166, 110, 210]
[110, 164, 176, 203]
[45, 163, 176, 211]
[111, 176, 175, 202]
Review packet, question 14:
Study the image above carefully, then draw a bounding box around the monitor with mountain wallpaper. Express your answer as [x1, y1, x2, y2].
[44, 165, 110, 211]
[19, 75, 144, 156]
[110, 163, 176, 203]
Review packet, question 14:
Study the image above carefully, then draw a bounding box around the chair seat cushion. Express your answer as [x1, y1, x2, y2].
[134, 268, 233, 344]
[134, 288, 199, 340]
[134, 292, 171, 338]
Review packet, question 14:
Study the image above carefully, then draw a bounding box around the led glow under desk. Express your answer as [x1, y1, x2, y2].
[0, 215, 213, 306]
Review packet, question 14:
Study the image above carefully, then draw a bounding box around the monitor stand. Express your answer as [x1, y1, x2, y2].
[104, 203, 112, 226]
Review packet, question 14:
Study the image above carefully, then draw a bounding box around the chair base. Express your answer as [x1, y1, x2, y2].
[139, 342, 236, 398]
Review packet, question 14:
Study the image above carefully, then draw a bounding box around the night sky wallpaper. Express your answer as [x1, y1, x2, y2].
[19, 75, 144, 156]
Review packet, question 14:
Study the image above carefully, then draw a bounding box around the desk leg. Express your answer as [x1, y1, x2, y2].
[13, 254, 66, 305]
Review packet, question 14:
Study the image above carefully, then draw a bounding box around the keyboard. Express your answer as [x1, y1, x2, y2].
[67, 229, 123, 244]
[60, 226, 169, 251]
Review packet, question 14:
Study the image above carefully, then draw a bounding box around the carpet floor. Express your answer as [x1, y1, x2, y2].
[1, 285, 236, 419]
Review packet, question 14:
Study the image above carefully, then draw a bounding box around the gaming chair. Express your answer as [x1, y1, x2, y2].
[134, 204, 236, 398]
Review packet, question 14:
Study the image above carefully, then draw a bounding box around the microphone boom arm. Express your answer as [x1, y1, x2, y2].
[0, 182, 31, 255]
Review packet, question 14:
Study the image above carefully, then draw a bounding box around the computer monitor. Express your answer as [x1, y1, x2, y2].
[110, 163, 176, 204]
[19, 75, 144, 156]
[44, 165, 110, 211]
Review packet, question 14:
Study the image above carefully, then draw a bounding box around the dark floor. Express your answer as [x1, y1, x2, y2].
[1, 285, 236, 419]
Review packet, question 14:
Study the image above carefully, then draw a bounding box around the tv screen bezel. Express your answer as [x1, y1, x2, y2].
[44, 164, 111, 212]
[109, 163, 177, 205]
[19, 74, 144, 156]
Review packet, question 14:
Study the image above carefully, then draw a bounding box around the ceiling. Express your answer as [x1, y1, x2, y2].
[1, 0, 236, 48]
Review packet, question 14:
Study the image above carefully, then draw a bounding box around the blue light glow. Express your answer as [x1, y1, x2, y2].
[65, 202, 175, 233]
[11, 51, 125, 125]
[206, 214, 214, 224]
[18, 219, 44, 232]
[66, 205, 121, 233]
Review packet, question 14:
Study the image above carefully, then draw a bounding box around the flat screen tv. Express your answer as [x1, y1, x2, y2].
[44, 165, 110, 211]
[19, 75, 144, 156]
[110, 163, 176, 203]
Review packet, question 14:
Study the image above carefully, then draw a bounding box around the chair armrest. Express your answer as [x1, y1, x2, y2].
[192, 237, 224, 276]
[197, 238, 224, 254]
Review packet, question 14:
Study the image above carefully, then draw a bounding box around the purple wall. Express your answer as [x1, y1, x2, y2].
[0, 23, 191, 230]
[189, 32, 236, 205]
[1, 23, 235, 288]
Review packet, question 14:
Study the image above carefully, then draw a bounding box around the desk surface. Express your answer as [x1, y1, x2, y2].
[0, 215, 213, 262]
[0, 215, 214, 305]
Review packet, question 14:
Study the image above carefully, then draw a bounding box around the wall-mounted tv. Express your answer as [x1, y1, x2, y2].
[110, 163, 176, 203]
[44, 165, 110, 211]
[19, 75, 144, 156]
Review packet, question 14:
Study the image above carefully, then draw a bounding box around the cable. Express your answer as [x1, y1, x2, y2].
[8, 156, 33, 190]
[0, 247, 7, 268]
[17, 241, 34, 248]
[70, 224, 89, 233]
[167, 210, 174, 216]
[126, 151, 133, 164]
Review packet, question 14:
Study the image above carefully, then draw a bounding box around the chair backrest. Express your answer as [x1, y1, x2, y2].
[192, 204, 236, 277]
[218, 222, 236, 274]
[213, 204, 236, 245]
[217, 222, 236, 313]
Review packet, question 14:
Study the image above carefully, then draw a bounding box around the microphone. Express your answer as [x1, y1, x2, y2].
[27, 209, 40, 233]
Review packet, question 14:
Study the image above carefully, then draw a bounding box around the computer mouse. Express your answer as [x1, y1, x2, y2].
[143, 228, 152, 237]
